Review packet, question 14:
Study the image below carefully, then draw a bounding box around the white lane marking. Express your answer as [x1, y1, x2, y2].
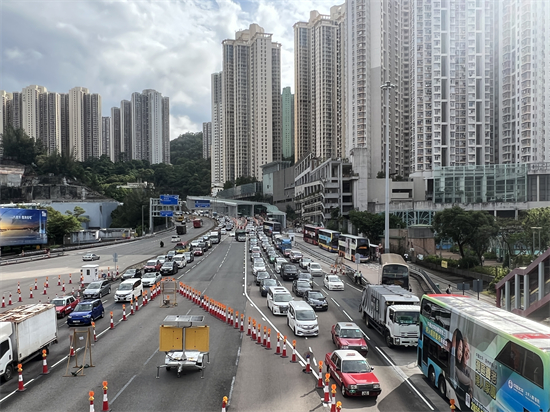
[111, 374, 137, 404]
[235, 346, 241, 366]
[375, 347, 434, 410]
[342, 310, 353, 321]
[144, 347, 159, 366]
[330, 298, 340, 307]
[228, 375, 236, 407]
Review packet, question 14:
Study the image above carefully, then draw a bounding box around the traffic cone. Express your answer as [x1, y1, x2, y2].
[57, 275, 61, 286]
[336, 401, 342, 412]
[69, 273, 72, 284]
[266, 329, 271, 350]
[17, 364, 25, 391]
[303, 353, 311, 373]
[281, 337, 288, 358]
[130, 299, 134, 315]
[135, 297, 139, 312]
[92, 322, 98, 342]
[324, 374, 331, 403]
[8, 293, 12, 305]
[46, 277, 49, 288]
[34, 279, 38, 290]
[262, 326, 267, 346]
[247, 318, 251, 336]
[69, 342, 75, 357]
[240, 314, 244, 332]
[122, 304, 127, 321]
[89, 391, 95, 412]
[317, 362, 324, 388]
[42, 349, 49, 374]
[1, 295, 5, 308]
[257, 324, 262, 345]
[102, 381, 109, 412]
[17, 282, 21, 295]
[18, 292, 22, 302]
[110, 312, 114, 329]
[330, 385, 337, 412]
[275, 333, 281, 355]
[29, 288, 33, 299]
[291, 340, 297, 363]
[62, 282, 65, 292]
[43, 283, 47, 295]
[221, 396, 228, 412]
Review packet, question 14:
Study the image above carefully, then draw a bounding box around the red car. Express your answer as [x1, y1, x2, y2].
[325, 350, 381, 398]
[193, 248, 204, 256]
[331, 322, 369, 355]
[52, 295, 79, 318]
[143, 259, 162, 273]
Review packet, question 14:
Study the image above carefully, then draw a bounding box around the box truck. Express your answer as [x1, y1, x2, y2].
[0, 304, 58, 381]
[359, 284, 420, 348]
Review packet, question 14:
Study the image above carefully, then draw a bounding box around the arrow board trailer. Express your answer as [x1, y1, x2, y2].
[156, 315, 210, 378]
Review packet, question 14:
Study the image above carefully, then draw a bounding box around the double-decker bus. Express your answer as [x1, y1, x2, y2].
[418, 294, 550, 412]
[380, 253, 409, 290]
[337, 234, 370, 263]
[318, 229, 340, 253]
[263, 220, 281, 237]
[235, 229, 247, 242]
[193, 218, 203, 228]
[303, 224, 320, 246]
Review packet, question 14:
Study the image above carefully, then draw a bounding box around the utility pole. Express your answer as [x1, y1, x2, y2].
[381, 81, 396, 254]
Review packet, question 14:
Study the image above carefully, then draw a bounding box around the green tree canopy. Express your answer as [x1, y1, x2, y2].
[45, 206, 83, 245]
[1, 126, 44, 165]
[349, 210, 405, 243]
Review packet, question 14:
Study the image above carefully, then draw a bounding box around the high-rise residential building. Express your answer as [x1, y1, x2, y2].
[211, 72, 224, 187]
[120, 100, 132, 161]
[162, 96, 170, 164]
[38, 92, 61, 155]
[411, 0, 494, 174]
[102, 116, 111, 158]
[497, 0, 549, 164]
[22, 85, 47, 140]
[59, 93, 70, 156]
[220, 24, 282, 181]
[202, 121, 212, 159]
[68, 87, 89, 161]
[110, 107, 121, 162]
[83, 93, 102, 160]
[10, 92, 23, 131]
[294, 7, 345, 163]
[281, 87, 294, 159]
[0, 91, 12, 135]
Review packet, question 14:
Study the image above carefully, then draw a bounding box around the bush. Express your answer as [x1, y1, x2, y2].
[450, 245, 460, 253]
[483, 251, 497, 260]
[488, 267, 511, 293]
[458, 256, 479, 269]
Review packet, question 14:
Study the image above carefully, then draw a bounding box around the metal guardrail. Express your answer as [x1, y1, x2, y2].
[409, 266, 441, 294]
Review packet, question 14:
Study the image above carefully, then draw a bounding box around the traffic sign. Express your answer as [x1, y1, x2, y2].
[113, 252, 118, 263]
[160, 211, 174, 217]
[160, 195, 179, 205]
[195, 200, 211, 208]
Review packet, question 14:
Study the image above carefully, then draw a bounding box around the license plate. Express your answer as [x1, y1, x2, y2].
[362, 391, 369, 396]
[73, 320, 80, 323]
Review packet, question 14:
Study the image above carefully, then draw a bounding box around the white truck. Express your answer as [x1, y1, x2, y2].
[359, 284, 420, 348]
[0, 304, 58, 381]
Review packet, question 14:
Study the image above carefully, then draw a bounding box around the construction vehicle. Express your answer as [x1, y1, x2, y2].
[0, 304, 58, 381]
[156, 315, 210, 378]
[359, 284, 420, 348]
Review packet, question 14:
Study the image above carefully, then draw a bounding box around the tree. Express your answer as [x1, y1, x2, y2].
[467, 220, 499, 264]
[45, 206, 83, 245]
[285, 205, 297, 222]
[110, 189, 154, 230]
[521, 207, 550, 255]
[432, 206, 473, 258]
[66, 206, 90, 225]
[349, 210, 405, 243]
[1, 126, 44, 165]
[223, 180, 234, 190]
[496, 217, 525, 268]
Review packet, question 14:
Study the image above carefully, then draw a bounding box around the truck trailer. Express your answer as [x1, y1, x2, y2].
[359, 285, 420, 348]
[0, 304, 58, 381]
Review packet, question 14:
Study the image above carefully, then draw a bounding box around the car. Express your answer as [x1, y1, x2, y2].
[122, 268, 142, 280]
[275, 258, 287, 273]
[67, 299, 105, 327]
[299, 257, 312, 269]
[220, 229, 227, 235]
[82, 253, 100, 261]
[251, 252, 261, 262]
[281, 264, 299, 281]
[173, 254, 187, 269]
[156, 255, 167, 264]
[324, 274, 345, 291]
[52, 295, 79, 318]
[289, 250, 303, 263]
[268, 253, 277, 264]
[229, 231, 235, 237]
[297, 272, 313, 286]
[83, 280, 111, 299]
[190, 240, 200, 249]
[252, 260, 267, 276]
[292, 279, 312, 297]
[171, 235, 181, 243]
[166, 250, 176, 261]
[193, 247, 204, 256]
[183, 251, 195, 263]
[283, 249, 292, 258]
[141, 272, 162, 287]
[114, 278, 143, 302]
[143, 259, 162, 273]
[331, 322, 369, 355]
[325, 350, 381, 398]
[255, 271, 270, 286]
[197, 242, 208, 252]
[303, 290, 328, 311]
[308, 262, 323, 277]
[250, 246, 261, 255]
[266, 286, 293, 316]
[260, 278, 278, 297]
[202, 236, 211, 248]
[160, 261, 178, 276]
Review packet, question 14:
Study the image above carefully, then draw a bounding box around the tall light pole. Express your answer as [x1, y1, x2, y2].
[141, 205, 145, 237]
[381, 81, 395, 254]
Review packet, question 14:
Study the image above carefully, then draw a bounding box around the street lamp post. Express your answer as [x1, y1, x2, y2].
[381, 81, 396, 254]
[142, 205, 145, 237]
[531, 227, 542, 257]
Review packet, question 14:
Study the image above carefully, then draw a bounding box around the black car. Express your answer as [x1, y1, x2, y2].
[281, 264, 298, 281]
[255, 271, 271, 286]
[303, 290, 329, 311]
[292, 279, 312, 297]
[260, 278, 278, 297]
[122, 268, 142, 280]
[160, 261, 178, 276]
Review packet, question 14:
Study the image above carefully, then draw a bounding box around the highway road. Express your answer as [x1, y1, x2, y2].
[0, 221, 454, 411]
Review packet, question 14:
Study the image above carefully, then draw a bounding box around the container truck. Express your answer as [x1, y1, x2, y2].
[176, 225, 187, 235]
[0, 304, 58, 381]
[359, 284, 420, 348]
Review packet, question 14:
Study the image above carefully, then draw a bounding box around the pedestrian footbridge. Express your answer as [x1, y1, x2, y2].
[496, 247, 550, 320]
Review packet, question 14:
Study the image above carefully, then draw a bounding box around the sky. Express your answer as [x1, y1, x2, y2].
[1, 0, 336, 140]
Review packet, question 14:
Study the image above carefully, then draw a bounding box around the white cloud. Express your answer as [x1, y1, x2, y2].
[4, 47, 43, 63]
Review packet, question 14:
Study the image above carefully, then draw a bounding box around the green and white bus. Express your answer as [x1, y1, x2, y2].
[418, 294, 550, 412]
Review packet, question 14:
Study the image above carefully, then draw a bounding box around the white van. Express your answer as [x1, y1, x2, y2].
[267, 286, 293, 316]
[287, 301, 319, 337]
[115, 278, 143, 302]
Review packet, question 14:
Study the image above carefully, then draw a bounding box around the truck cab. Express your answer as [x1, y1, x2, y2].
[385, 305, 420, 347]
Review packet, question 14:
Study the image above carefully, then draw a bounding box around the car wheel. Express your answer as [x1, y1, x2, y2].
[438, 377, 446, 397]
[341, 384, 348, 398]
[385, 331, 394, 348]
[428, 366, 436, 387]
[100, 310, 105, 319]
[3, 364, 14, 381]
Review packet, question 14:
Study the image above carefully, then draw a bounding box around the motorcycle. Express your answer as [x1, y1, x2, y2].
[160, 241, 164, 248]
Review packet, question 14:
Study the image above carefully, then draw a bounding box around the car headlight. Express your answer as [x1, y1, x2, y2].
[349, 385, 357, 390]
[341, 345, 348, 349]
[361, 346, 368, 350]
[373, 384, 380, 389]
[84, 315, 91, 318]
[68, 315, 72, 319]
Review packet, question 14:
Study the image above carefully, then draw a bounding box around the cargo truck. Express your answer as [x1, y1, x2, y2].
[176, 225, 187, 235]
[209, 230, 221, 244]
[0, 304, 58, 381]
[359, 284, 420, 348]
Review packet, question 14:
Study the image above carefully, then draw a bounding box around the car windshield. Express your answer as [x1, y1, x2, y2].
[395, 311, 420, 325]
[274, 294, 292, 302]
[328, 276, 339, 282]
[310, 263, 321, 270]
[262, 280, 277, 287]
[342, 359, 370, 373]
[118, 284, 132, 290]
[52, 299, 66, 306]
[143, 273, 156, 279]
[146, 261, 157, 266]
[339, 328, 363, 338]
[184, 253, 191, 257]
[162, 263, 172, 267]
[296, 310, 316, 321]
[308, 292, 324, 300]
[296, 281, 310, 288]
[254, 262, 265, 267]
[302, 258, 311, 263]
[88, 282, 102, 289]
[75, 303, 92, 311]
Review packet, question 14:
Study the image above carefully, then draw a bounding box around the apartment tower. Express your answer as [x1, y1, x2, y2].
[202, 121, 212, 159]
[281, 86, 294, 159]
[110, 107, 121, 162]
[211, 72, 224, 187]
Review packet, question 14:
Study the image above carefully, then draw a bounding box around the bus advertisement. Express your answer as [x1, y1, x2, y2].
[380, 253, 409, 290]
[303, 224, 320, 246]
[418, 294, 550, 412]
[263, 220, 281, 237]
[0, 208, 48, 247]
[318, 229, 340, 253]
[337, 234, 370, 263]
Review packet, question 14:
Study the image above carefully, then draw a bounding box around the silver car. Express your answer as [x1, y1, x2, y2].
[275, 258, 287, 274]
[141, 272, 162, 287]
[83, 280, 111, 299]
[308, 262, 323, 277]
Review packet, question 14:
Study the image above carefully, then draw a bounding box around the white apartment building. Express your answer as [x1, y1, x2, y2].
[202, 121, 212, 159]
[102, 116, 111, 158]
[220, 24, 281, 182]
[211, 72, 224, 187]
[0, 91, 13, 135]
[294, 6, 345, 163]
[83, 93, 102, 160]
[22, 85, 47, 141]
[38, 92, 61, 155]
[497, 0, 549, 164]
[68, 86, 89, 161]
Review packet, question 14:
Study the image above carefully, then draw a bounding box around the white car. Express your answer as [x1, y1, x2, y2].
[252, 260, 267, 276]
[82, 253, 100, 261]
[171, 235, 181, 243]
[156, 255, 166, 264]
[141, 272, 162, 287]
[229, 231, 235, 237]
[220, 229, 227, 235]
[173, 254, 187, 269]
[308, 262, 323, 277]
[323, 274, 344, 291]
[275, 258, 287, 274]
